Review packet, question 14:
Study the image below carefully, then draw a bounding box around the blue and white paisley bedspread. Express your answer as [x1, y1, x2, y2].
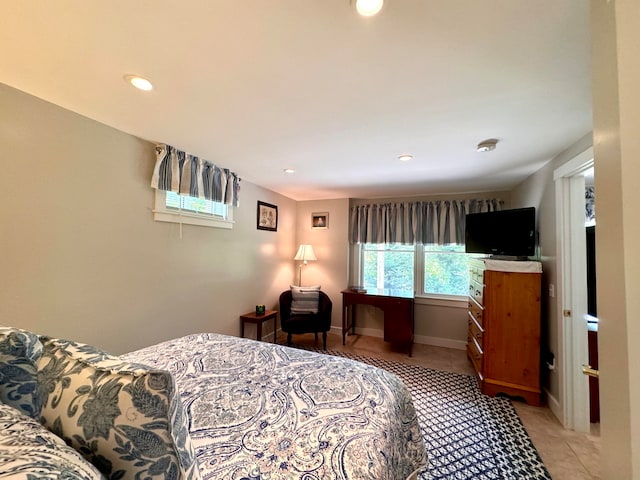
[122, 333, 426, 480]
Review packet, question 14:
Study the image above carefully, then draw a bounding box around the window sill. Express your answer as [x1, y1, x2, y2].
[414, 294, 468, 308]
[153, 210, 234, 229]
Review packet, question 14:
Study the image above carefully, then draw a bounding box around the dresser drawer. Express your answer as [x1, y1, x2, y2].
[468, 312, 484, 348]
[469, 267, 484, 284]
[467, 333, 484, 376]
[468, 297, 484, 327]
[469, 279, 483, 305]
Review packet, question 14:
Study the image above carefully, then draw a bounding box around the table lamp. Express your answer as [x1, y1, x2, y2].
[294, 244, 317, 286]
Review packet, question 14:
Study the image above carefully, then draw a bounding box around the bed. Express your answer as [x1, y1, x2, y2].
[121, 332, 426, 480]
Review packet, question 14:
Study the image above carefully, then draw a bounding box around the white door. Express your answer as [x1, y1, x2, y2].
[554, 147, 593, 432]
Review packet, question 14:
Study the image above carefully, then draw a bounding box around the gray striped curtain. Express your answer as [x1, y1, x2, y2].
[150, 144, 240, 206]
[350, 198, 503, 245]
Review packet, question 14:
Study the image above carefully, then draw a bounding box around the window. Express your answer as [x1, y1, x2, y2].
[165, 191, 228, 216]
[153, 190, 234, 229]
[362, 244, 415, 291]
[360, 243, 470, 298]
[423, 244, 469, 296]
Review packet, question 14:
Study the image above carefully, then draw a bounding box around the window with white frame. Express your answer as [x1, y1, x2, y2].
[153, 190, 234, 229]
[362, 244, 415, 292]
[360, 243, 470, 298]
[422, 244, 469, 296]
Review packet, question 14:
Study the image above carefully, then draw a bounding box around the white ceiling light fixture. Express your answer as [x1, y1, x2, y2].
[355, 0, 384, 17]
[283, 168, 296, 174]
[398, 154, 413, 162]
[124, 75, 153, 91]
[477, 139, 498, 153]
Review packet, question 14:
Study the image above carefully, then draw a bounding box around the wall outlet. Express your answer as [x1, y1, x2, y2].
[548, 284, 555, 298]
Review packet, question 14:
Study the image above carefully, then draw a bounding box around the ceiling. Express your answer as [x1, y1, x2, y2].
[1, 1, 592, 201]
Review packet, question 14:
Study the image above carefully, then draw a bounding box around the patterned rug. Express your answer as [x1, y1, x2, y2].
[302, 348, 551, 480]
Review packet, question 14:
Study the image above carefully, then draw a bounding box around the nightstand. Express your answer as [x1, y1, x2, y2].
[240, 310, 278, 343]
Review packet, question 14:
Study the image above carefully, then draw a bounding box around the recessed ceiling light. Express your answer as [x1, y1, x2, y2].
[124, 75, 153, 91]
[356, 0, 384, 16]
[398, 154, 413, 162]
[283, 168, 296, 174]
[477, 139, 498, 153]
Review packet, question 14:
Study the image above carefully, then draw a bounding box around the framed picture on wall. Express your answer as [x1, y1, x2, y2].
[311, 212, 329, 229]
[257, 201, 278, 231]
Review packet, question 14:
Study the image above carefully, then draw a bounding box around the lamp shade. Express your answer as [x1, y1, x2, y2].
[294, 244, 317, 262]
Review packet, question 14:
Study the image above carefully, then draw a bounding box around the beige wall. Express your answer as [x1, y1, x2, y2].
[0, 78, 512, 356]
[590, 0, 639, 476]
[294, 199, 350, 328]
[0, 83, 297, 355]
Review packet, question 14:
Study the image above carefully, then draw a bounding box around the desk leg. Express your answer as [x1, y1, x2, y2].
[257, 322, 262, 342]
[352, 306, 356, 335]
[342, 301, 358, 346]
[241, 320, 245, 339]
[342, 304, 347, 345]
[272, 316, 276, 343]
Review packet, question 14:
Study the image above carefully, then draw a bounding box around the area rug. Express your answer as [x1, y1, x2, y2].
[303, 348, 552, 480]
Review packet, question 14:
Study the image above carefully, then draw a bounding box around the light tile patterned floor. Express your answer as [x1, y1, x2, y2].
[275, 331, 601, 480]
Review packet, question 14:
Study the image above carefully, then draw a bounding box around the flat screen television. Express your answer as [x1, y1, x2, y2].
[465, 207, 536, 258]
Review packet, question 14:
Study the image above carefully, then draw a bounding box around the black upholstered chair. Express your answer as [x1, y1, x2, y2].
[279, 290, 332, 349]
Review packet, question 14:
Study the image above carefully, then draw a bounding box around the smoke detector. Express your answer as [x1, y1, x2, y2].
[477, 139, 498, 153]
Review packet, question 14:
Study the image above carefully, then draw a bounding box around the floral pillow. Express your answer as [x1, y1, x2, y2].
[37, 337, 201, 480]
[0, 325, 43, 418]
[0, 401, 106, 480]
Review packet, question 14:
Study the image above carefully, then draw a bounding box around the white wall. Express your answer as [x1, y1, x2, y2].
[0, 83, 297, 354]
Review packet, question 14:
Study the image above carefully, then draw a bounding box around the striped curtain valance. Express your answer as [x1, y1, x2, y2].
[150, 144, 240, 206]
[349, 198, 503, 245]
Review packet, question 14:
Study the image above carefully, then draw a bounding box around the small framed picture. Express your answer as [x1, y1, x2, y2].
[257, 201, 278, 231]
[311, 212, 329, 229]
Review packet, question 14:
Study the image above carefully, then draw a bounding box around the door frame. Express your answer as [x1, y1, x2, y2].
[553, 147, 594, 432]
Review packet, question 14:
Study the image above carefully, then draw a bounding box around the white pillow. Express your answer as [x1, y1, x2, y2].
[290, 285, 321, 314]
[290, 285, 321, 290]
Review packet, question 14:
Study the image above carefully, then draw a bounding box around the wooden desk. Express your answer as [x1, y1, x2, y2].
[240, 309, 278, 343]
[341, 289, 414, 356]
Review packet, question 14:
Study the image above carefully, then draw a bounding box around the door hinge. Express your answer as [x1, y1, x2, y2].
[563, 309, 572, 317]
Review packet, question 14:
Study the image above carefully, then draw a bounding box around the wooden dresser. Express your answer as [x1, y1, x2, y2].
[467, 258, 542, 406]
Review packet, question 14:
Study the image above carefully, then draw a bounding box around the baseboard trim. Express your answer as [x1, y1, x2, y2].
[414, 334, 467, 351]
[329, 326, 466, 351]
[329, 326, 385, 339]
[544, 387, 562, 424]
